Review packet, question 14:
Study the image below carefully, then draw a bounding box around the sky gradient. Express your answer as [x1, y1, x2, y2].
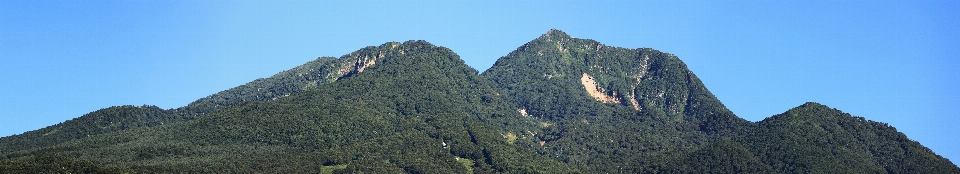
[2, 0, 958, 165]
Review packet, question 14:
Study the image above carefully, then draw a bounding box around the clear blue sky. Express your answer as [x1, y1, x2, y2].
[2, 0, 957, 164]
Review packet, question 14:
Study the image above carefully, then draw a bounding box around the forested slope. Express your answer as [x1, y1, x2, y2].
[2, 29, 956, 173]
[739, 102, 960, 173]
[0, 105, 176, 153]
[480, 29, 753, 172]
[1, 49, 357, 155]
[2, 41, 576, 173]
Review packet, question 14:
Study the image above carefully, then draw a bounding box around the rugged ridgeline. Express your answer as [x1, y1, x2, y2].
[1, 41, 575, 173]
[1, 29, 957, 173]
[481, 29, 752, 172]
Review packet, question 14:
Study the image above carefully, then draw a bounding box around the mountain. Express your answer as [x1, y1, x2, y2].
[2, 41, 575, 173]
[484, 29, 749, 134]
[2, 29, 956, 173]
[481, 29, 752, 172]
[739, 102, 959, 173]
[0, 49, 356, 153]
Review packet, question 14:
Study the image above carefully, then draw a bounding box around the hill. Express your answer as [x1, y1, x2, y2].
[481, 29, 752, 172]
[739, 102, 959, 173]
[0, 48, 355, 153]
[2, 41, 576, 173]
[2, 29, 956, 173]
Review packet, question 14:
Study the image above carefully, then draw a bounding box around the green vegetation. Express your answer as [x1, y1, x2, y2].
[1, 29, 956, 173]
[0, 49, 359, 154]
[320, 164, 347, 174]
[505, 133, 518, 144]
[457, 157, 475, 173]
[0, 152, 131, 173]
[481, 29, 753, 172]
[661, 140, 774, 173]
[739, 102, 959, 173]
[0, 105, 178, 153]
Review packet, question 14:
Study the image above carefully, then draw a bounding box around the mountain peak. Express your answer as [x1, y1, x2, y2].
[484, 29, 746, 132]
[4, 30, 957, 173]
[761, 102, 846, 124]
[787, 102, 835, 114]
[540, 28, 571, 40]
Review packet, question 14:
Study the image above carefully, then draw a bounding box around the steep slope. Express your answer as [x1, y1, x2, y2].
[3, 29, 957, 173]
[661, 140, 775, 173]
[0, 51, 358, 153]
[741, 102, 959, 173]
[175, 55, 350, 117]
[480, 29, 958, 173]
[481, 29, 750, 172]
[483, 29, 745, 131]
[2, 41, 576, 173]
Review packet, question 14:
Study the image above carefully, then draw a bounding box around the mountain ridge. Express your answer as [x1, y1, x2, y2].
[1, 29, 956, 173]
[481, 29, 755, 172]
[0, 41, 407, 153]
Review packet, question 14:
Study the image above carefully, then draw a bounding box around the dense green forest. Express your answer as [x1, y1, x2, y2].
[0, 45, 362, 156]
[1, 29, 957, 173]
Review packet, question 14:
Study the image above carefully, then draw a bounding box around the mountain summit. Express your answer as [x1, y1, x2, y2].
[484, 29, 746, 131]
[482, 29, 751, 172]
[1, 29, 956, 173]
